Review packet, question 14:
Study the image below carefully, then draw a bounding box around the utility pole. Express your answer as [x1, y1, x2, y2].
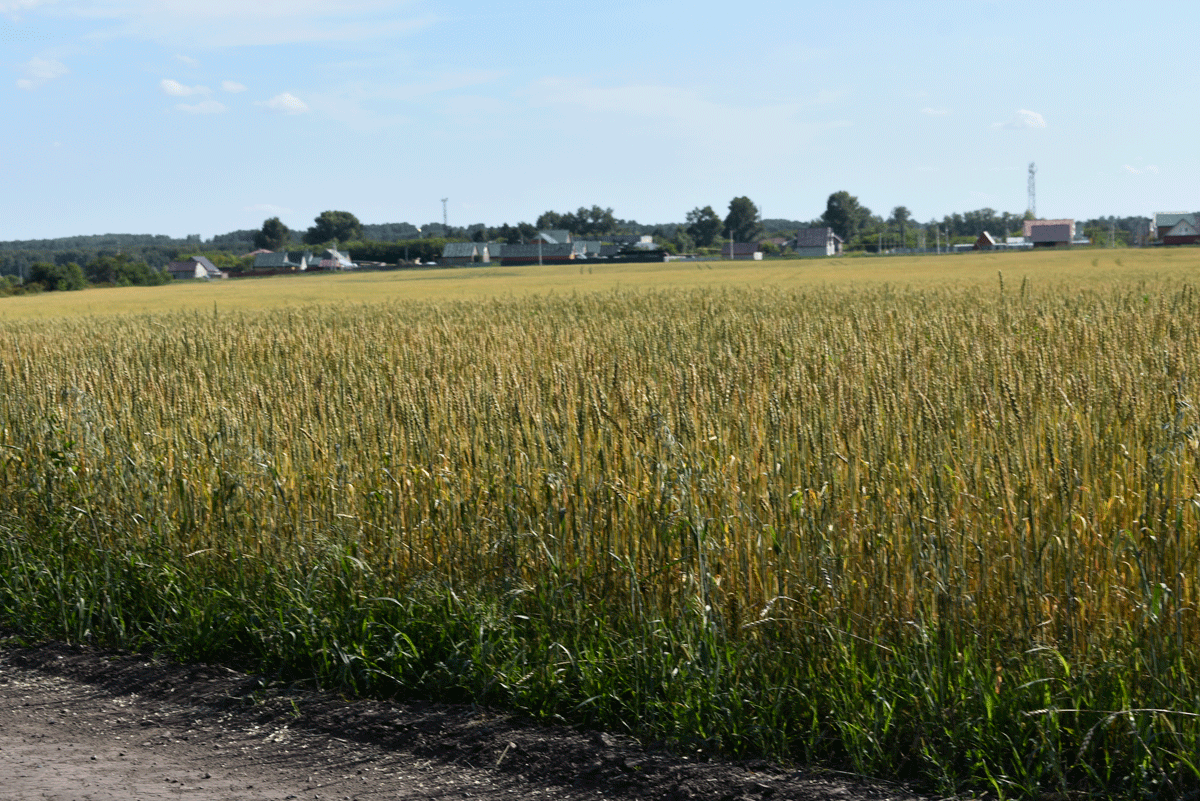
[1027, 163, 1037, 219]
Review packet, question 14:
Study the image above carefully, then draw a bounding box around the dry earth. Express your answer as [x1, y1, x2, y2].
[0, 640, 935, 801]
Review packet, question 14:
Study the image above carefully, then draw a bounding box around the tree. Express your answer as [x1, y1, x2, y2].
[536, 210, 565, 231]
[253, 217, 290, 250]
[821, 191, 871, 244]
[685, 206, 722, 247]
[86, 253, 170, 286]
[303, 211, 362, 245]
[890, 206, 911, 249]
[672, 228, 695, 254]
[724, 196, 762, 243]
[29, 260, 86, 291]
[535, 206, 618, 237]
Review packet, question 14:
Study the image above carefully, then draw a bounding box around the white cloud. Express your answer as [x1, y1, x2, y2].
[221, 80, 246, 93]
[175, 54, 198, 66]
[1124, 164, 1160, 175]
[161, 78, 210, 96]
[921, 107, 949, 116]
[992, 109, 1047, 129]
[261, 92, 309, 114]
[15, 56, 68, 90]
[176, 99, 226, 114]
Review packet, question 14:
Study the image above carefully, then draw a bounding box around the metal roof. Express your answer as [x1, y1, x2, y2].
[794, 227, 842, 248]
[502, 243, 575, 258]
[442, 242, 480, 258]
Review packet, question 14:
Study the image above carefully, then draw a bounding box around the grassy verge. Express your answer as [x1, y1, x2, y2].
[1, 281, 1198, 798]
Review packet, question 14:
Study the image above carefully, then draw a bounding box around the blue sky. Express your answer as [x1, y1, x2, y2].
[2, 1, 1192, 241]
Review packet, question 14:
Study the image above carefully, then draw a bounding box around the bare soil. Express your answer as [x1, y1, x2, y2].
[0, 639, 933, 800]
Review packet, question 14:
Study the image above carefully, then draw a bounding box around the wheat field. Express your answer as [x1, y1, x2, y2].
[1, 247, 1198, 797]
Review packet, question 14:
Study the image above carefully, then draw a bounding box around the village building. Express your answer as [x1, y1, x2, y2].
[1153, 212, 1200, 241]
[1155, 213, 1200, 245]
[792, 227, 843, 257]
[1023, 219, 1075, 248]
[974, 231, 997, 250]
[165, 255, 225, 280]
[440, 242, 493, 264]
[720, 243, 763, 260]
[252, 251, 306, 271]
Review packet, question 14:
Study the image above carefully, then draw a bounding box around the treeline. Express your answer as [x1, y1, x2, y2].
[1, 253, 173, 296]
[2, 203, 1158, 284]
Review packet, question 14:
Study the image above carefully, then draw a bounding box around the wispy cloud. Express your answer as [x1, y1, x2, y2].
[176, 100, 226, 114]
[221, 80, 246, 93]
[921, 107, 949, 116]
[160, 78, 210, 96]
[1124, 164, 1159, 175]
[46, 0, 434, 47]
[992, 109, 1046, 129]
[175, 54, 199, 67]
[261, 92, 309, 114]
[16, 56, 68, 90]
[528, 77, 849, 165]
[0, 0, 53, 13]
[245, 203, 292, 216]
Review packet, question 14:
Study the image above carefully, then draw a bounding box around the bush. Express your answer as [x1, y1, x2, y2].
[29, 261, 87, 291]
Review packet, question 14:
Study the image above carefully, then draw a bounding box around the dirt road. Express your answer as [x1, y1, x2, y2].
[0, 641, 926, 800]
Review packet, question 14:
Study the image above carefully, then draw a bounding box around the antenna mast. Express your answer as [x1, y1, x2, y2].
[1027, 163, 1037, 218]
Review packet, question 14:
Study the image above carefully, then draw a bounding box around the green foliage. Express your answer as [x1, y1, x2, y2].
[29, 261, 86, 291]
[254, 217, 291, 250]
[672, 228, 695, 254]
[724, 196, 762, 243]
[0, 274, 26, 296]
[686, 206, 722, 247]
[341, 238, 455, 264]
[86, 253, 171, 286]
[821, 191, 872, 244]
[361, 222, 421, 241]
[304, 211, 363, 246]
[536, 206, 618, 237]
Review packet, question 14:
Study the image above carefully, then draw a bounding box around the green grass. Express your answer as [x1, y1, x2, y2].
[1, 260, 1199, 798]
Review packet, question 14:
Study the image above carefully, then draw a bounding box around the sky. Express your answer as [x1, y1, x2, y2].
[1, 0, 1194, 242]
